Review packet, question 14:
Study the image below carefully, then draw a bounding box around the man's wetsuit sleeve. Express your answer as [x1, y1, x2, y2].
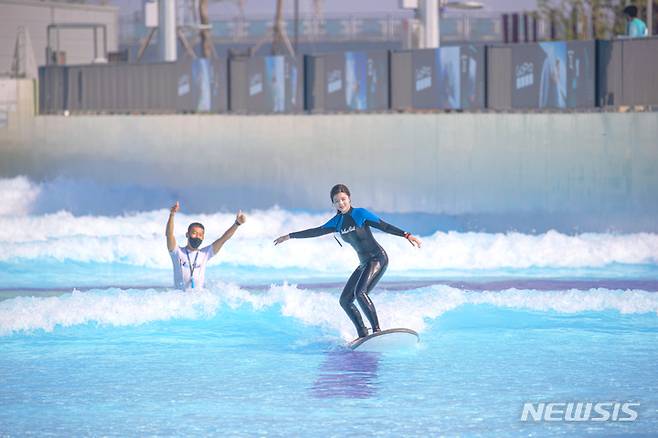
[365, 219, 407, 237]
[289, 227, 334, 239]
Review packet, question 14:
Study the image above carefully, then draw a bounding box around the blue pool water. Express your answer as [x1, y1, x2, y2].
[1, 176, 657, 436]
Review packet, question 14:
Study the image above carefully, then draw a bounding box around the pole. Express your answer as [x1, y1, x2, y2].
[419, 0, 439, 48]
[159, 0, 177, 62]
[294, 0, 299, 53]
[93, 26, 98, 60]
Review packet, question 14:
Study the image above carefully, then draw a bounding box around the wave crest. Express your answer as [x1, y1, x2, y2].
[2, 284, 657, 338]
[1, 209, 657, 272]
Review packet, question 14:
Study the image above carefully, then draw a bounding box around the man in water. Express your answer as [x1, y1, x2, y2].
[166, 201, 246, 290]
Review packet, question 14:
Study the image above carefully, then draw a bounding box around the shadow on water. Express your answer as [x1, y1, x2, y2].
[310, 349, 381, 399]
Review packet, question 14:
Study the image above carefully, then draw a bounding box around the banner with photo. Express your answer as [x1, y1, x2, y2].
[565, 41, 595, 108]
[243, 55, 302, 113]
[512, 41, 595, 109]
[177, 58, 228, 113]
[323, 51, 389, 111]
[411, 45, 485, 110]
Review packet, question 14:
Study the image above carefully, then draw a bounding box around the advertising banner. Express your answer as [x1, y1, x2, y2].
[410, 45, 485, 110]
[512, 41, 595, 109]
[322, 51, 389, 111]
[174, 58, 227, 112]
[241, 55, 302, 113]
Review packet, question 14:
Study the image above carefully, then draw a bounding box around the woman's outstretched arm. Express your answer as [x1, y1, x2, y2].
[366, 219, 422, 248]
[274, 227, 333, 245]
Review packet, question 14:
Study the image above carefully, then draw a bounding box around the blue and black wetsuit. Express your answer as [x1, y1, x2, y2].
[290, 207, 409, 338]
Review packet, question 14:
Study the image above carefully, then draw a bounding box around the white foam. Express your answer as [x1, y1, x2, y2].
[381, 230, 658, 270]
[0, 176, 40, 216]
[1, 208, 657, 272]
[1, 176, 657, 272]
[1, 283, 657, 338]
[464, 288, 658, 314]
[0, 287, 221, 335]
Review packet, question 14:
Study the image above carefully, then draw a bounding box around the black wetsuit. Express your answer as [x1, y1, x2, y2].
[290, 207, 408, 338]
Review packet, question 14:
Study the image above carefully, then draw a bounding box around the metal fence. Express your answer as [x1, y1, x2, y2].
[390, 45, 486, 111]
[487, 40, 596, 110]
[40, 59, 228, 113]
[119, 14, 504, 47]
[229, 55, 304, 114]
[305, 51, 389, 112]
[597, 37, 658, 107]
[39, 37, 658, 114]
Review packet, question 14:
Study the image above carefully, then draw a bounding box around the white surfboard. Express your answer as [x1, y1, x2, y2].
[348, 328, 419, 352]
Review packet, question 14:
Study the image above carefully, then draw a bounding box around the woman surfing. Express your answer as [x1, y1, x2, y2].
[274, 184, 422, 340]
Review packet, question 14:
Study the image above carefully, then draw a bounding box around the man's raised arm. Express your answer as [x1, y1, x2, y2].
[211, 210, 246, 255]
[166, 201, 179, 252]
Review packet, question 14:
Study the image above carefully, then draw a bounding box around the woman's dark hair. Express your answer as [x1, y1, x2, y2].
[624, 5, 638, 18]
[187, 222, 205, 233]
[330, 184, 351, 202]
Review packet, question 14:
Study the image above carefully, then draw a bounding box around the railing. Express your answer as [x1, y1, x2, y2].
[118, 13, 505, 46]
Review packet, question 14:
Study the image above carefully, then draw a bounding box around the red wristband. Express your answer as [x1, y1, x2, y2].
[404, 232, 411, 239]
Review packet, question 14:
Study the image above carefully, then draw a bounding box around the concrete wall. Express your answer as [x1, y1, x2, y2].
[0, 79, 35, 129]
[0, 0, 119, 75]
[1, 79, 657, 231]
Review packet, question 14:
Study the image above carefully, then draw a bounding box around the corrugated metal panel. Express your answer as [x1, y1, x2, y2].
[390, 51, 412, 110]
[38, 66, 66, 113]
[229, 56, 304, 114]
[567, 41, 596, 108]
[35, 39, 658, 114]
[305, 51, 389, 112]
[229, 57, 248, 113]
[305, 55, 324, 112]
[597, 40, 622, 106]
[621, 37, 658, 106]
[487, 46, 512, 109]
